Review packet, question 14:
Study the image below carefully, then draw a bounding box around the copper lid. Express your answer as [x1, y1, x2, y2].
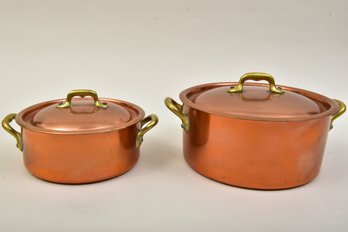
[16, 90, 145, 134]
[180, 73, 338, 121]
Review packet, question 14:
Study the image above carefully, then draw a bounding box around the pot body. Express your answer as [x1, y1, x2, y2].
[21, 125, 139, 184]
[2, 90, 158, 184]
[183, 106, 331, 190]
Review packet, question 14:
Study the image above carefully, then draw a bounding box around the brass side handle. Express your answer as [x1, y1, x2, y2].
[136, 114, 159, 148]
[228, 72, 284, 94]
[330, 99, 346, 130]
[2, 113, 23, 151]
[57, 89, 108, 109]
[164, 97, 190, 132]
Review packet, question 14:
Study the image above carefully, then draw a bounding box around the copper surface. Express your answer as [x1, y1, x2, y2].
[33, 99, 132, 132]
[16, 98, 145, 134]
[193, 85, 323, 118]
[21, 124, 139, 184]
[183, 106, 331, 189]
[180, 82, 338, 122]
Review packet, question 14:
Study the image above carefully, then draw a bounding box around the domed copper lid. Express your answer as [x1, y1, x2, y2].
[16, 89, 145, 134]
[180, 73, 339, 121]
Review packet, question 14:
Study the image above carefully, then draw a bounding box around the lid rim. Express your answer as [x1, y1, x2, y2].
[15, 98, 145, 134]
[179, 82, 338, 122]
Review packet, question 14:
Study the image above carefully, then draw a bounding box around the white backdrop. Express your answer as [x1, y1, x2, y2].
[0, 1, 347, 231]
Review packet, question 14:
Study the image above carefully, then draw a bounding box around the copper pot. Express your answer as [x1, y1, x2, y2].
[165, 72, 346, 190]
[2, 89, 158, 184]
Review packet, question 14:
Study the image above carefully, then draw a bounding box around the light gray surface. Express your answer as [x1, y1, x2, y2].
[0, 0, 347, 231]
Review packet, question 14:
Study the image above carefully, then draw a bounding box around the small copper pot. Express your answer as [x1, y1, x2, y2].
[165, 72, 346, 190]
[2, 89, 158, 184]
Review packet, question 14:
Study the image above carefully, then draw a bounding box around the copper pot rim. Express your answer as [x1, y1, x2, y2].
[15, 98, 145, 135]
[179, 82, 339, 122]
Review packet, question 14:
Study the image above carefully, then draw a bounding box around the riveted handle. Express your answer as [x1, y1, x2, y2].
[2, 113, 23, 151]
[164, 97, 190, 132]
[228, 72, 284, 94]
[136, 114, 159, 148]
[330, 99, 346, 130]
[57, 89, 108, 109]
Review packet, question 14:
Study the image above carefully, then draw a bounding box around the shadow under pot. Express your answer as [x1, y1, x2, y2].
[165, 72, 346, 190]
[2, 89, 158, 184]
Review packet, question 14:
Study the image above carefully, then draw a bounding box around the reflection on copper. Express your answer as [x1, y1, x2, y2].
[187, 107, 210, 146]
[183, 110, 331, 190]
[22, 125, 140, 184]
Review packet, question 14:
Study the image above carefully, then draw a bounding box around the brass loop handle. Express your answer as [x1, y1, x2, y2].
[2, 113, 23, 151]
[164, 97, 190, 132]
[228, 72, 284, 94]
[330, 99, 346, 130]
[136, 114, 159, 148]
[57, 89, 108, 109]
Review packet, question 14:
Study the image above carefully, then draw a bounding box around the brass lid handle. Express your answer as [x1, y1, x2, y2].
[57, 89, 108, 109]
[228, 72, 284, 94]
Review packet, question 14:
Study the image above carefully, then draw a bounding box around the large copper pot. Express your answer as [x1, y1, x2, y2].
[2, 89, 158, 184]
[165, 72, 346, 190]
